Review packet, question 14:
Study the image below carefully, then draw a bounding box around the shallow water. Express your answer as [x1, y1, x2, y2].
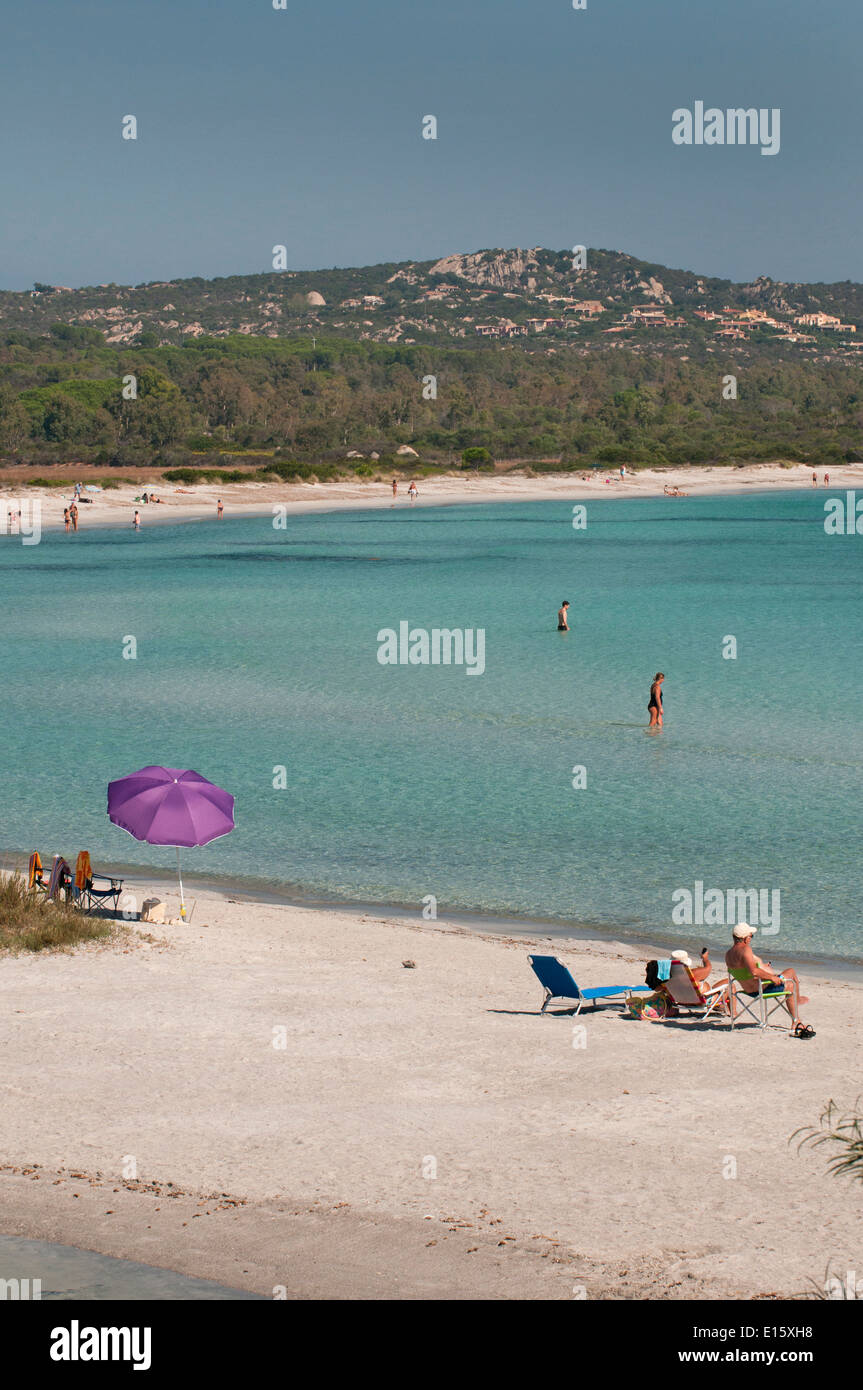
[2, 490, 861, 960]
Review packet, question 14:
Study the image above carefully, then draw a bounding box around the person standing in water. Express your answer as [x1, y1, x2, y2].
[557, 600, 570, 631]
[63, 507, 70, 533]
[648, 672, 665, 727]
[69, 502, 78, 532]
[217, 498, 224, 518]
[133, 510, 140, 530]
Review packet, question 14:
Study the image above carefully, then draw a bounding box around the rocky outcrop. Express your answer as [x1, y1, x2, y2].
[430, 248, 541, 292]
[638, 277, 672, 304]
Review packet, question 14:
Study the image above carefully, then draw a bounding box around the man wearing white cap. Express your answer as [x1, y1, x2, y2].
[725, 923, 813, 1037]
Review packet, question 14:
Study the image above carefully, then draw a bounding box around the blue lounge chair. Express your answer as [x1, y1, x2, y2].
[528, 954, 651, 1016]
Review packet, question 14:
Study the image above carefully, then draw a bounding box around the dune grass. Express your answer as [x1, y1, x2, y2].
[0, 873, 115, 953]
[792, 1100, 863, 1298]
[793, 1099, 863, 1184]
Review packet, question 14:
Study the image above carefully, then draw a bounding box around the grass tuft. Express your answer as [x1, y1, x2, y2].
[0, 873, 115, 953]
[792, 1098, 863, 1183]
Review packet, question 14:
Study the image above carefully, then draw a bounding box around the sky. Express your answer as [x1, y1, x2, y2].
[0, 0, 859, 289]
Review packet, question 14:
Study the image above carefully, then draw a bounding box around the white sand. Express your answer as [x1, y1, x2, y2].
[1, 890, 859, 1299]
[3, 461, 861, 532]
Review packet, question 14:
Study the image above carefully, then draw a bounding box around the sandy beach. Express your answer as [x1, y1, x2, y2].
[3, 461, 862, 531]
[1, 886, 859, 1300]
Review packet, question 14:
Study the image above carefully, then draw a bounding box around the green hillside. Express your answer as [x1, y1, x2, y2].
[1, 248, 862, 471]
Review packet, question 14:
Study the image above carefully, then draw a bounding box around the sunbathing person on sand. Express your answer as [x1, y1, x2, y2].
[725, 923, 814, 1037]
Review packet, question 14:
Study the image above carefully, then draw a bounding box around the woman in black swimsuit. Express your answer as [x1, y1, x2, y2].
[648, 672, 665, 727]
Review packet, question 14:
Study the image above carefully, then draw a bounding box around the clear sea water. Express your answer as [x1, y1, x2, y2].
[2, 490, 861, 962]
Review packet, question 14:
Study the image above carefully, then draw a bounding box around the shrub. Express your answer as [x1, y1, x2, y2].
[461, 447, 492, 468]
[161, 467, 225, 484]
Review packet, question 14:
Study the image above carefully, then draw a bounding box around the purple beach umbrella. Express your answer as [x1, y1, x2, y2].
[107, 766, 235, 919]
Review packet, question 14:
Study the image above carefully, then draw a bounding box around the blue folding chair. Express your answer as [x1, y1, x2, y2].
[528, 954, 651, 1016]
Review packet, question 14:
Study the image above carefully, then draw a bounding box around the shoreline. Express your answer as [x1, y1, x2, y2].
[3, 852, 860, 978]
[2, 461, 861, 534]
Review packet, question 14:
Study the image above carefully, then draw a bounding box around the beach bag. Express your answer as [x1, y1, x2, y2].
[626, 993, 666, 1021]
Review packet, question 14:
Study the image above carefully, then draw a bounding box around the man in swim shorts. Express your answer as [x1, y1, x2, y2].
[725, 923, 813, 1036]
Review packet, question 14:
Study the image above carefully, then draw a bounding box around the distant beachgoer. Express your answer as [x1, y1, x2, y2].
[392, 478, 398, 498]
[63, 507, 70, 532]
[133, 510, 140, 530]
[70, 503, 78, 532]
[408, 481, 418, 501]
[824, 473, 830, 486]
[217, 498, 224, 518]
[725, 923, 813, 1036]
[557, 600, 570, 632]
[620, 465, 626, 479]
[142, 492, 149, 504]
[74, 481, 82, 498]
[812, 472, 817, 487]
[648, 672, 665, 727]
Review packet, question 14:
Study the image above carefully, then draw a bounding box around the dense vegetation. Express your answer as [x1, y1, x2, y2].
[1, 322, 861, 471]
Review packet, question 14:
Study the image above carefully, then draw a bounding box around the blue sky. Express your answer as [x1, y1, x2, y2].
[0, 0, 859, 288]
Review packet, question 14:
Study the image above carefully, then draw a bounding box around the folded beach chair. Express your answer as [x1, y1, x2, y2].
[728, 975, 793, 1031]
[28, 851, 48, 895]
[661, 963, 729, 1022]
[74, 851, 124, 913]
[528, 954, 651, 1016]
[46, 854, 72, 903]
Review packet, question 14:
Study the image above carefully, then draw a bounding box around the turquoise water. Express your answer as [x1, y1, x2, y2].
[2, 491, 861, 961]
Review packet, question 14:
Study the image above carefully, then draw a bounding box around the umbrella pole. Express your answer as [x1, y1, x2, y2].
[176, 845, 186, 920]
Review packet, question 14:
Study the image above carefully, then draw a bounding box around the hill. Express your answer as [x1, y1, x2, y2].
[9, 247, 863, 352]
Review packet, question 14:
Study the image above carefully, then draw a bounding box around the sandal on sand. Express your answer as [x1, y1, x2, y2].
[792, 1021, 816, 1039]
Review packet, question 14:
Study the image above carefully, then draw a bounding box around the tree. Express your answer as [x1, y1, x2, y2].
[41, 392, 92, 443]
[462, 446, 492, 468]
[0, 398, 32, 450]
